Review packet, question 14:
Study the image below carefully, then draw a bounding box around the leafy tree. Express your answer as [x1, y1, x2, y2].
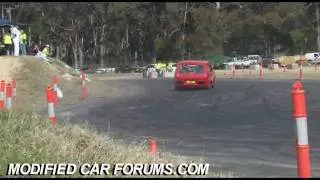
[7, 2, 319, 66]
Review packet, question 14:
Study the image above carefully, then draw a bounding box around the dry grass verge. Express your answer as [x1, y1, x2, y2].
[12, 56, 141, 111]
[0, 111, 236, 178]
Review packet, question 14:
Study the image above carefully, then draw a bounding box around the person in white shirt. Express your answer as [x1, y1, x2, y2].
[10, 25, 21, 56]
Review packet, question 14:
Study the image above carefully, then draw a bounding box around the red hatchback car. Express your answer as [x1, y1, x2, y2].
[174, 60, 216, 90]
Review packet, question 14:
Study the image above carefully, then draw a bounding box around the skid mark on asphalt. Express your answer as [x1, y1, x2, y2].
[124, 88, 200, 110]
[197, 103, 214, 107]
[127, 105, 148, 110]
[181, 91, 199, 104]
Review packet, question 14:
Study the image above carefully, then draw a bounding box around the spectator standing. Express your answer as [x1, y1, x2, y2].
[10, 25, 21, 56]
[3, 30, 12, 55]
[20, 29, 27, 55]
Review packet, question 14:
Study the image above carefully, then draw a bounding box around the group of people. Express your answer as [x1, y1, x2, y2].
[153, 62, 175, 77]
[1, 25, 27, 56]
[1, 25, 51, 61]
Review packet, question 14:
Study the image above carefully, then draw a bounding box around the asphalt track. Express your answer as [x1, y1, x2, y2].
[57, 78, 320, 177]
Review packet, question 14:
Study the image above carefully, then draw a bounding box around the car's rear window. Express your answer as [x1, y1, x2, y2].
[178, 64, 204, 74]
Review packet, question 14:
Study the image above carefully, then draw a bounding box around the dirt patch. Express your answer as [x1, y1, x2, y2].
[94, 73, 142, 80]
[61, 73, 75, 81]
[0, 56, 23, 82]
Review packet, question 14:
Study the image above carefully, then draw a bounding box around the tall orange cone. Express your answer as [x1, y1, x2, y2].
[81, 86, 88, 101]
[0, 80, 5, 110]
[291, 81, 311, 178]
[149, 139, 158, 156]
[80, 72, 88, 101]
[46, 86, 57, 125]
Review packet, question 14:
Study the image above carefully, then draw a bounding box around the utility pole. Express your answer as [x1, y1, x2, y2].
[1, 3, 16, 37]
[1, 3, 4, 37]
[181, 2, 188, 61]
[316, 2, 320, 52]
[2, 3, 16, 22]
[7, 6, 11, 21]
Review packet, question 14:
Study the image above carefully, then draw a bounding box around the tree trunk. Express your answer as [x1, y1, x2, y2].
[99, 45, 105, 68]
[72, 45, 78, 69]
[139, 37, 144, 63]
[50, 43, 53, 55]
[79, 37, 84, 69]
[316, 2, 320, 51]
[105, 48, 109, 66]
[268, 42, 271, 56]
[93, 29, 98, 57]
[72, 35, 79, 69]
[56, 46, 60, 60]
[265, 40, 268, 57]
[61, 44, 67, 60]
[99, 25, 106, 68]
[134, 51, 138, 65]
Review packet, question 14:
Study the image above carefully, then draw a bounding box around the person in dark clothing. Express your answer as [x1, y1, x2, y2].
[28, 43, 39, 56]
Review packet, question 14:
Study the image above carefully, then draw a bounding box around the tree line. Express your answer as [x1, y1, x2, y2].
[6, 2, 320, 68]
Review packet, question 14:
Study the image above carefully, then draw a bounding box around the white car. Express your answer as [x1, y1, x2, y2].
[223, 59, 251, 67]
[95, 68, 107, 74]
[247, 55, 262, 64]
[171, 63, 177, 72]
[305, 52, 320, 64]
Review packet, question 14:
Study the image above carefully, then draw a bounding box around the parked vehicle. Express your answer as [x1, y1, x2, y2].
[131, 65, 144, 73]
[305, 52, 320, 61]
[95, 68, 107, 74]
[174, 60, 216, 90]
[247, 55, 262, 64]
[261, 57, 274, 68]
[115, 65, 134, 73]
[305, 53, 320, 65]
[223, 56, 251, 69]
